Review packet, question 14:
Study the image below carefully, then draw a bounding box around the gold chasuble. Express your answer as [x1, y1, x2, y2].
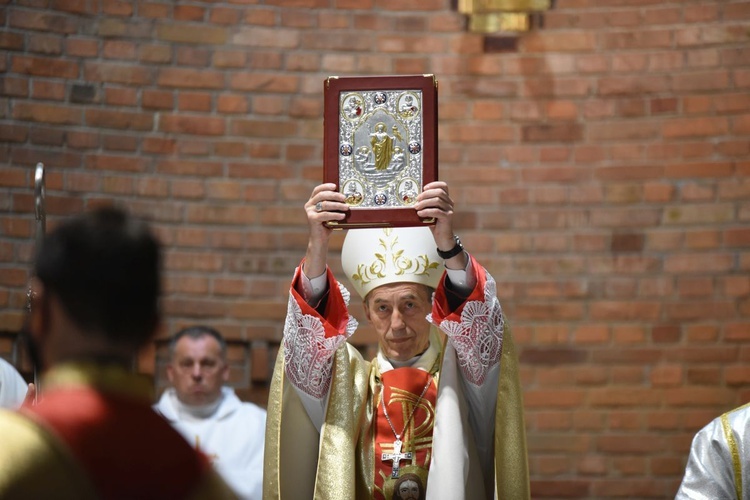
[264, 327, 529, 500]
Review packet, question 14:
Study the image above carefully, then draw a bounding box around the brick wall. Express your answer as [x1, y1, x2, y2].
[1, 1, 749, 497]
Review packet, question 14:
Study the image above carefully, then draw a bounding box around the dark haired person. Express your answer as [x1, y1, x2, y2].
[264, 182, 529, 499]
[0, 207, 235, 499]
[155, 325, 266, 499]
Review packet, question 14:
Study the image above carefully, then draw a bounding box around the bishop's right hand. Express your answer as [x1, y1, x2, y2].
[303, 183, 349, 279]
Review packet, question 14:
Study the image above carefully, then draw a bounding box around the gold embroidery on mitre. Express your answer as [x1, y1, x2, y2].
[351, 228, 440, 286]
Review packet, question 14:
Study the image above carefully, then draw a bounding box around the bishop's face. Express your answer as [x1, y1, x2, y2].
[167, 335, 228, 406]
[364, 282, 433, 362]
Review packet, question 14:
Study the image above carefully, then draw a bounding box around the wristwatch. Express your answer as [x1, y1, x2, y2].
[436, 235, 464, 260]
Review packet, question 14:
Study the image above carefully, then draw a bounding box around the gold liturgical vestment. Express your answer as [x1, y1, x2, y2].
[264, 255, 529, 500]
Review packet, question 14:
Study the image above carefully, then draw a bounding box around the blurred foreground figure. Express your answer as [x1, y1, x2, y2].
[155, 326, 266, 499]
[676, 403, 750, 500]
[0, 207, 235, 499]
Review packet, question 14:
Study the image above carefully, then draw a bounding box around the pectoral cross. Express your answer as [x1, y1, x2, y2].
[381, 438, 412, 478]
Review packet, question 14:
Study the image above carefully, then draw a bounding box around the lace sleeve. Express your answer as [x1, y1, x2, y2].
[283, 281, 358, 399]
[430, 271, 504, 386]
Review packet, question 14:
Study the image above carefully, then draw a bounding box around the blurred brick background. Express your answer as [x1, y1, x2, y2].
[1, 0, 749, 497]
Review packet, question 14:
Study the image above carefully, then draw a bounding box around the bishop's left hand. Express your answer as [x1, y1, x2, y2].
[415, 181, 455, 248]
[414, 181, 467, 269]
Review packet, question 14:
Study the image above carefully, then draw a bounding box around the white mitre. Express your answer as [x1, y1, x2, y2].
[341, 226, 444, 300]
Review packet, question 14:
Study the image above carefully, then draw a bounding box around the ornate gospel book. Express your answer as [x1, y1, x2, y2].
[323, 74, 438, 228]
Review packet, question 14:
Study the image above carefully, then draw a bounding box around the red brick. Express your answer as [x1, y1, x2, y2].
[685, 229, 720, 249]
[84, 62, 152, 85]
[85, 154, 147, 173]
[242, 7, 276, 26]
[103, 40, 136, 60]
[666, 301, 736, 321]
[11, 55, 78, 78]
[216, 94, 248, 114]
[601, 29, 672, 50]
[676, 25, 749, 47]
[0, 31, 23, 51]
[9, 9, 77, 34]
[174, 5, 204, 21]
[231, 119, 297, 138]
[1, 76, 28, 97]
[531, 480, 590, 497]
[65, 37, 99, 57]
[102, 175, 134, 195]
[663, 116, 729, 138]
[102, 0, 133, 16]
[612, 53, 648, 72]
[229, 73, 299, 93]
[589, 121, 660, 141]
[139, 2, 170, 19]
[30, 126, 64, 146]
[164, 276, 209, 295]
[645, 6, 682, 25]
[649, 98, 677, 114]
[171, 179, 205, 199]
[649, 51, 683, 72]
[157, 24, 226, 45]
[136, 177, 168, 198]
[177, 92, 211, 112]
[213, 278, 245, 296]
[27, 33, 63, 55]
[66, 131, 99, 149]
[102, 133, 137, 152]
[685, 324, 719, 343]
[651, 364, 683, 387]
[685, 4, 720, 22]
[210, 7, 242, 25]
[177, 139, 210, 156]
[591, 479, 672, 498]
[591, 300, 661, 322]
[159, 114, 225, 136]
[139, 44, 172, 64]
[674, 70, 729, 92]
[32, 81, 66, 101]
[157, 68, 224, 89]
[65, 172, 101, 192]
[142, 137, 176, 155]
[176, 46, 210, 67]
[105, 87, 137, 107]
[590, 388, 662, 408]
[212, 230, 246, 250]
[212, 141, 245, 158]
[142, 90, 174, 110]
[213, 50, 246, 68]
[85, 109, 153, 130]
[156, 160, 223, 177]
[13, 102, 81, 125]
[598, 75, 670, 95]
[665, 386, 736, 407]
